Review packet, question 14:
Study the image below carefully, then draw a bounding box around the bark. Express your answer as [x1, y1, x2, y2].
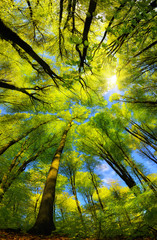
[83, 139, 137, 189]
[106, 156, 137, 189]
[34, 190, 41, 218]
[72, 0, 76, 34]
[112, 132, 157, 194]
[97, 131, 139, 190]
[0, 119, 51, 155]
[122, 99, 157, 106]
[28, 120, 72, 235]
[63, 0, 73, 30]
[59, 0, 64, 57]
[25, 0, 42, 40]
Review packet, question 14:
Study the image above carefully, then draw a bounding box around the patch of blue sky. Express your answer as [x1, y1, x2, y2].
[131, 150, 157, 176]
[95, 161, 126, 187]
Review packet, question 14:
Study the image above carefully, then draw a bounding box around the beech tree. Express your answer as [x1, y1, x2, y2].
[0, 0, 157, 238]
[29, 119, 73, 235]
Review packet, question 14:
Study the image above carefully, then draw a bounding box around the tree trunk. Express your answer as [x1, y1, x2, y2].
[72, 182, 85, 225]
[96, 143, 137, 189]
[126, 158, 157, 195]
[70, 175, 86, 232]
[28, 120, 72, 235]
[89, 168, 105, 212]
[100, 152, 137, 189]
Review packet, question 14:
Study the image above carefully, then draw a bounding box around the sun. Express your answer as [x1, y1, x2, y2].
[108, 75, 117, 86]
[105, 75, 117, 91]
[103, 74, 118, 95]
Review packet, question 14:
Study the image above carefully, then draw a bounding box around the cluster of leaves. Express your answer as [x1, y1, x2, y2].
[0, 0, 157, 239]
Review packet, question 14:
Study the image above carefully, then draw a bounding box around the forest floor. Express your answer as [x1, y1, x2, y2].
[0, 230, 155, 240]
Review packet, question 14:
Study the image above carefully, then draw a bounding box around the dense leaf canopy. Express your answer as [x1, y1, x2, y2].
[0, 0, 157, 239]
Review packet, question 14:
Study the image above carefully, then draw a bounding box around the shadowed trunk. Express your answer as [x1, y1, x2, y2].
[28, 120, 73, 235]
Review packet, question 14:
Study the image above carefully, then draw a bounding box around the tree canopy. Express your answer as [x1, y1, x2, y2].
[0, 0, 157, 239]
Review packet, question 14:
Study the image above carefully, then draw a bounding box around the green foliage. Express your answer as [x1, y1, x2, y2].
[0, 0, 157, 238]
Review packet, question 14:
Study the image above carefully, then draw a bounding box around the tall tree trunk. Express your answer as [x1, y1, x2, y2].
[96, 142, 137, 189]
[28, 120, 73, 235]
[90, 194, 102, 239]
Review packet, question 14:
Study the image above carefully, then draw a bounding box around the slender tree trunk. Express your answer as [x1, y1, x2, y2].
[28, 120, 72, 235]
[60, 208, 65, 223]
[70, 176, 86, 231]
[88, 168, 105, 212]
[90, 194, 102, 239]
[96, 143, 137, 189]
[34, 190, 41, 219]
[125, 158, 157, 195]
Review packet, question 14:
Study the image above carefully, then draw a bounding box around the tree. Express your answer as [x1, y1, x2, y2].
[125, 120, 157, 164]
[83, 155, 105, 212]
[0, 0, 157, 238]
[0, 133, 56, 202]
[28, 119, 73, 235]
[75, 170, 104, 238]
[76, 110, 137, 189]
[60, 151, 87, 232]
[29, 102, 91, 235]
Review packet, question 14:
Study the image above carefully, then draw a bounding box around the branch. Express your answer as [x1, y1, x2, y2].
[0, 18, 63, 87]
[93, 0, 128, 57]
[0, 79, 49, 104]
[76, 0, 97, 72]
